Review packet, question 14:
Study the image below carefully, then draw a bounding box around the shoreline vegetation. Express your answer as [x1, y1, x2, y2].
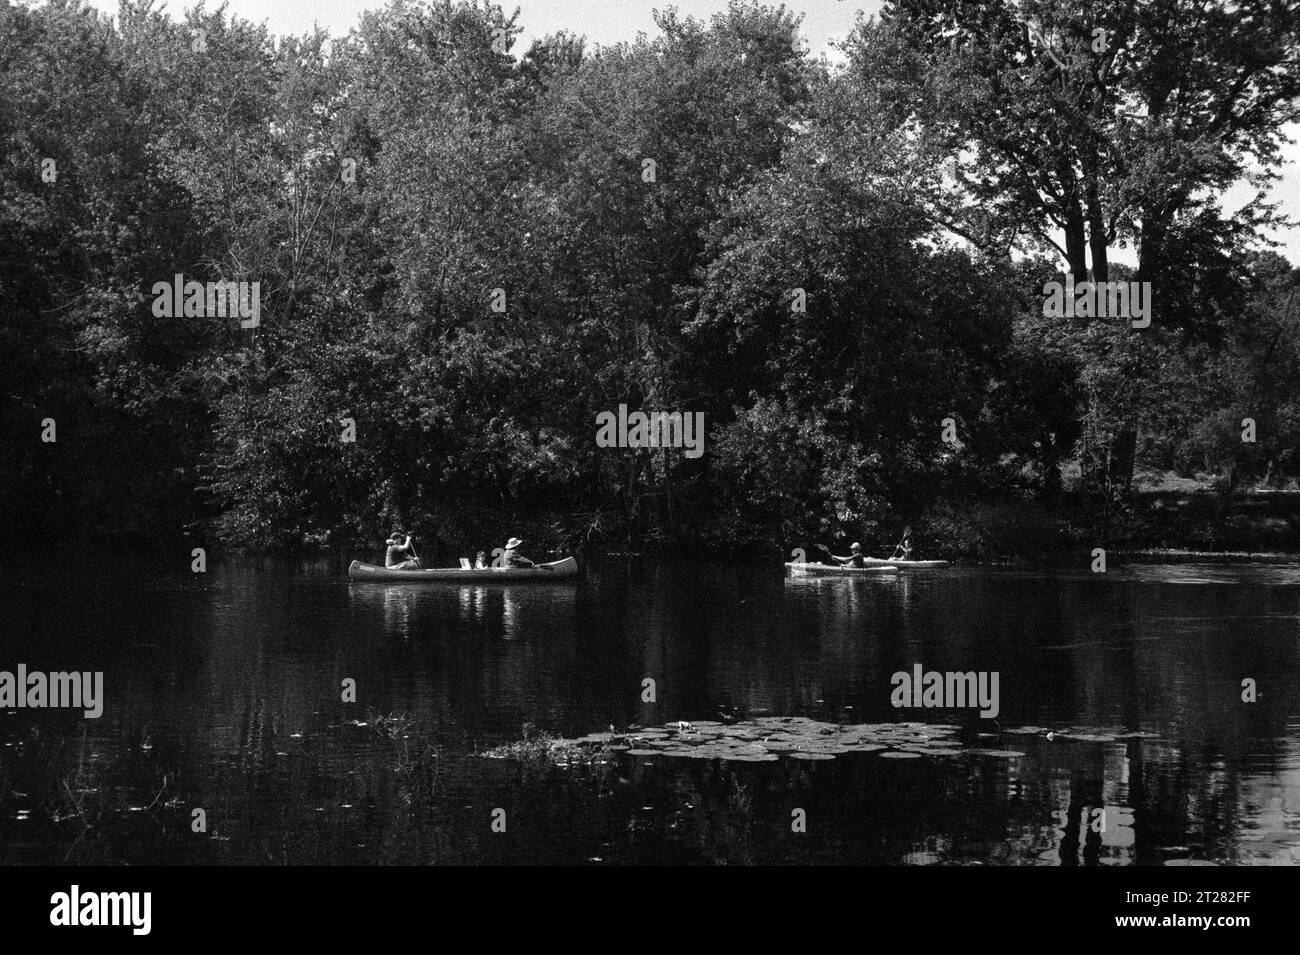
[4, 1, 1299, 560]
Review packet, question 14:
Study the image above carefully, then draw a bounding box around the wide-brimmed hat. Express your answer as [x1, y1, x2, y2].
[506, 537, 524, 549]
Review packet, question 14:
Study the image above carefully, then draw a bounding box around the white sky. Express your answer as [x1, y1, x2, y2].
[82, 0, 1299, 266]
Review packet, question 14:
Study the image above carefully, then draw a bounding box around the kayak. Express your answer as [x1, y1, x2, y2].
[784, 561, 900, 576]
[861, 557, 950, 568]
[348, 557, 578, 581]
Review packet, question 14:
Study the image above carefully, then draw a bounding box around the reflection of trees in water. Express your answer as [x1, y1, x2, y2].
[1129, 741, 1244, 864]
[1057, 745, 1106, 865]
[1234, 753, 1300, 864]
[11, 559, 1295, 864]
[540, 736, 1252, 864]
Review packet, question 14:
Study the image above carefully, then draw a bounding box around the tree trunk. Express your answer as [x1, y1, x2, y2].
[1063, 200, 1089, 280]
[1085, 179, 1109, 284]
[1107, 428, 1137, 499]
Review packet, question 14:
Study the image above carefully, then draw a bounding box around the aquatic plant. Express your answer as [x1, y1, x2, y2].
[364, 710, 419, 741]
[548, 718, 1158, 765]
[480, 722, 562, 763]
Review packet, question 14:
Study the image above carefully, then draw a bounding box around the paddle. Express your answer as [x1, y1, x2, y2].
[888, 525, 912, 559]
[405, 534, 422, 568]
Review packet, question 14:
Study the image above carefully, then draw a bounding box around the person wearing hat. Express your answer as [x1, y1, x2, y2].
[501, 537, 536, 568]
[829, 542, 866, 568]
[385, 530, 422, 570]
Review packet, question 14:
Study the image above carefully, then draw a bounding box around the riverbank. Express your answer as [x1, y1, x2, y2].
[8, 484, 1296, 565]
[909, 489, 1300, 561]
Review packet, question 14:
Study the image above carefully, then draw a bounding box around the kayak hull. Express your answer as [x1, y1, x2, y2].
[348, 557, 578, 581]
[785, 561, 900, 576]
[861, 557, 950, 568]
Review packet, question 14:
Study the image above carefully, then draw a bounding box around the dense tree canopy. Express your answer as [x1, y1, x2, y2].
[2, 0, 1298, 556]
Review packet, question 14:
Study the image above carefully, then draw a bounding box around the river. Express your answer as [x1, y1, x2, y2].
[2, 557, 1298, 865]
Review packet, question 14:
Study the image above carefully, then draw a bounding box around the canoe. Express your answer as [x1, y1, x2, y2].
[348, 556, 578, 581]
[861, 557, 950, 568]
[784, 561, 900, 576]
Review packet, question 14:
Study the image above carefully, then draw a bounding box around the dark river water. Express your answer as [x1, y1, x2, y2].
[2, 556, 1298, 865]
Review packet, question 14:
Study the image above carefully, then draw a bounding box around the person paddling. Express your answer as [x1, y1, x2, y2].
[828, 542, 866, 568]
[385, 531, 422, 570]
[501, 537, 537, 568]
[890, 528, 913, 561]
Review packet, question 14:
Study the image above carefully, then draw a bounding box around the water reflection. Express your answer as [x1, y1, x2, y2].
[347, 580, 578, 641]
[1126, 562, 1300, 586]
[458, 585, 486, 623]
[0, 557, 1297, 864]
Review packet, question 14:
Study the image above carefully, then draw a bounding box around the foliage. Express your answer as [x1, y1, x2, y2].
[1, 0, 1297, 555]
